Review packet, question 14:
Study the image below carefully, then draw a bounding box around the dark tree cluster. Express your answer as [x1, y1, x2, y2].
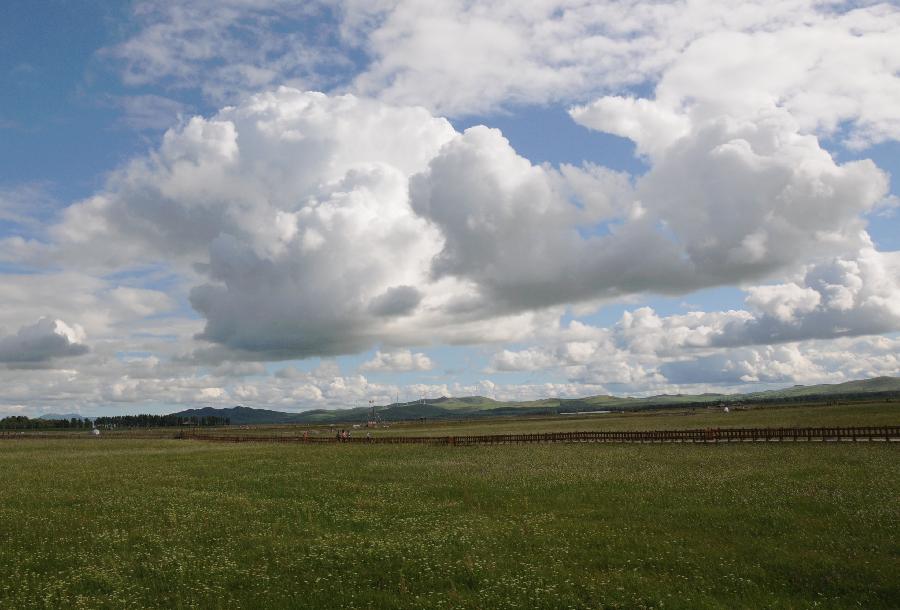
[93, 414, 229, 429]
[0, 416, 92, 430]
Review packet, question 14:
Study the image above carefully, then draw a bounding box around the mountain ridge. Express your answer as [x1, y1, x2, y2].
[38, 413, 90, 421]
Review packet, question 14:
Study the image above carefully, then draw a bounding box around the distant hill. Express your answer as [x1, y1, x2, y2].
[170, 376, 900, 425]
[172, 406, 312, 425]
[39, 413, 90, 421]
[740, 376, 900, 400]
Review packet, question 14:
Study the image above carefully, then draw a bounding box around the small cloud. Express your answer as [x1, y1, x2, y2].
[112, 94, 192, 131]
[0, 404, 28, 416]
[872, 194, 899, 219]
[211, 361, 266, 378]
[360, 349, 433, 372]
[0, 182, 59, 231]
[0, 318, 89, 365]
[11, 63, 37, 76]
[368, 285, 423, 317]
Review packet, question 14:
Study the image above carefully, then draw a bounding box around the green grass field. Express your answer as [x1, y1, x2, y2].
[1, 425, 898, 608]
[7, 400, 898, 440]
[361, 400, 900, 437]
[168, 400, 900, 439]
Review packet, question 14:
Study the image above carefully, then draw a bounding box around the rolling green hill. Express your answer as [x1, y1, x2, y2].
[173, 406, 311, 425]
[171, 376, 900, 424]
[740, 376, 900, 400]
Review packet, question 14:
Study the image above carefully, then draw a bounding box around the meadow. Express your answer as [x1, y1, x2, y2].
[359, 400, 900, 437]
[1, 425, 898, 608]
[175, 400, 900, 439]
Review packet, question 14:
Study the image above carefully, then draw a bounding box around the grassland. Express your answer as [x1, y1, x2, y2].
[1, 427, 898, 608]
[381, 400, 900, 437]
[169, 400, 900, 439]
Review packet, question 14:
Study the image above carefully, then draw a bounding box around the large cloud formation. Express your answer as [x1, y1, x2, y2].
[23, 84, 892, 363]
[106, 2, 900, 132]
[2, 1, 899, 415]
[570, 4, 900, 151]
[39, 90, 557, 359]
[486, 247, 900, 387]
[413, 114, 886, 307]
[611, 249, 900, 354]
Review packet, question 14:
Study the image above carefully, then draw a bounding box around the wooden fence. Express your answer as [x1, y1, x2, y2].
[179, 426, 900, 446]
[0, 432, 87, 440]
[4, 426, 897, 444]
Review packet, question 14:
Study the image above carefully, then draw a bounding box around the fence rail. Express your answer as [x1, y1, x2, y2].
[178, 426, 900, 446]
[0, 432, 90, 439]
[3, 426, 898, 444]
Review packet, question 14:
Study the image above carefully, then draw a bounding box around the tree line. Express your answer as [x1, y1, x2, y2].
[93, 414, 229, 428]
[1, 414, 229, 430]
[0, 416, 92, 430]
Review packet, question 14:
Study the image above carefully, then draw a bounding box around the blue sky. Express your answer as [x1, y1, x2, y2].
[1, 1, 899, 416]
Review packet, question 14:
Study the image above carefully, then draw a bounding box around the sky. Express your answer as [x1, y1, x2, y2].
[1, 0, 899, 417]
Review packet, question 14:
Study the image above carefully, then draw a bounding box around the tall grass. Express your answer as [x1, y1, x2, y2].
[1, 439, 897, 608]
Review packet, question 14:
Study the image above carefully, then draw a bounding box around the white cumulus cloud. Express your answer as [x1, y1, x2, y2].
[360, 349, 433, 372]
